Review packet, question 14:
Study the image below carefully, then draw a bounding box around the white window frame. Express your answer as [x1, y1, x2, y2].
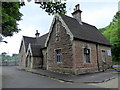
[55, 49, 62, 63]
[101, 49, 107, 63]
[107, 50, 111, 56]
[82, 45, 91, 64]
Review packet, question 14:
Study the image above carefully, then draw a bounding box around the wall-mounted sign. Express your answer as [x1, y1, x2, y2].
[107, 50, 111, 56]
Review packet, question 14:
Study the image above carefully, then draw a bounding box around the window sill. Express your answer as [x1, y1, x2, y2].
[57, 62, 62, 64]
[84, 62, 91, 64]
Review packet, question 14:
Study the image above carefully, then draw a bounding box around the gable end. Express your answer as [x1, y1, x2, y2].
[19, 37, 26, 53]
[45, 14, 74, 47]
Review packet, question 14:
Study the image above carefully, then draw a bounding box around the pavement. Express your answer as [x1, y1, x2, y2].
[90, 78, 119, 88]
[16, 66, 118, 84]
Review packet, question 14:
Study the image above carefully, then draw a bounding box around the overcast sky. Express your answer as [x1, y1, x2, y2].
[0, 0, 119, 55]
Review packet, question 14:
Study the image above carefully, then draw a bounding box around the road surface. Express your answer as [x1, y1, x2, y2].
[2, 66, 100, 88]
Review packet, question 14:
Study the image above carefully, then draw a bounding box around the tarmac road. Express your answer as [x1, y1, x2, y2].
[2, 66, 100, 88]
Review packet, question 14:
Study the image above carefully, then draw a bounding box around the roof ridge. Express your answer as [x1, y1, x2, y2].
[30, 44, 42, 45]
[63, 15, 96, 27]
[64, 15, 76, 20]
[23, 35, 35, 39]
[82, 22, 96, 27]
[38, 33, 48, 38]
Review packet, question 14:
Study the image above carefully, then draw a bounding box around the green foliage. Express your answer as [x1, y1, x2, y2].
[1, 2, 24, 37]
[1, 52, 7, 61]
[1, 1, 66, 37]
[99, 28, 106, 33]
[0, 52, 19, 62]
[35, 2, 66, 15]
[99, 11, 120, 62]
[112, 44, 120, 61]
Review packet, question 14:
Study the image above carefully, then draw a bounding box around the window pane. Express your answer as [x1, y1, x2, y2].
[84, 48, 90, 63]
[101, 50, 106, 63]
[57, 56, 59, 62]
[86, 54, 90, 63]
[56, 49, 61, 54]
[58, 56, 60, 62]
[56, 49, 62, 63]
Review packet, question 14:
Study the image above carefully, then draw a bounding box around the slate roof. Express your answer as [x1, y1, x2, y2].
[30, 44, 43, 57]
[23, 36, 36, 52]
[36, 33, 48, 48]
[61, 15, 111, 46]
[23, 33, 48, 56]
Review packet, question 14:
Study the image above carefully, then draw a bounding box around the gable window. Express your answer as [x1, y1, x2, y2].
[101, 50, 106, 63]
[56, 23, 60, 33]
[55, 49, 62, 63]
[84, 48, 90, 63]
[56, 23, 60, 41]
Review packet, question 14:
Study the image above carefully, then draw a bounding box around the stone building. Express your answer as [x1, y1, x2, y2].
[19, 4, 112, 75]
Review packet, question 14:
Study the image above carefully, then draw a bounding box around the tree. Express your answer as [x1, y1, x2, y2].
[0, 52, 20, 65]
[1, 52, 7, 62]
[35, 2, 66, 15]
[99, 11, 120, 62]
[99, 28, 106, 33]
[1, 2, 24, 37]
[0, 1, 66, 37]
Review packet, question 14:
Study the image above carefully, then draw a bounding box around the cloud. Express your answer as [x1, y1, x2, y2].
[19, 1, 53, 35]
[0, 26, 34, 55]
[66, 2, 118, 28]
[82, 4, 117, 28]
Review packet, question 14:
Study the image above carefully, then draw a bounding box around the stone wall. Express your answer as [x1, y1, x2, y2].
[42, 49, 47, 69]
[72, 40, 112, 74]
[19, 42, 26, 67]
[97, 45, 112, 71]
[31, 57, 42, 69]
[47, 20, 74, 74]
[72, 40, 98, 74]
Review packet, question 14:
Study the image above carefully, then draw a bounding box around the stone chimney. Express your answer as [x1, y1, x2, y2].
[72, 4, 82, 24]
[35, 30, 40, 38]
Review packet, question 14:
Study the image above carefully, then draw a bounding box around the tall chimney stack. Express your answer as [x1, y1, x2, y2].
[35, 30, 40, 38]
[72, 4, 82, 24]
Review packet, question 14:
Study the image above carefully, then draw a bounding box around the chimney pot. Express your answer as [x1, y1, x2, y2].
[35, 30, 40, 38]
[77, 4, 80, 10]
[72, 4, 82, 24]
